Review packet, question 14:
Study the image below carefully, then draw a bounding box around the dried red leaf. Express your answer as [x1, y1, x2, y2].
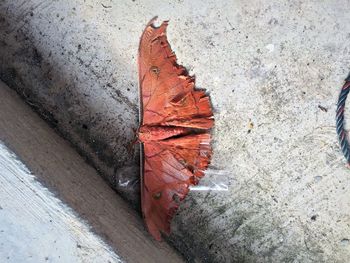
[138, 17, 214, 241]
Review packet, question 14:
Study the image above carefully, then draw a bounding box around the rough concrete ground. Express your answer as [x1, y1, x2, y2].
[1, 0, 350, 262]
[0, 81, 183, 263]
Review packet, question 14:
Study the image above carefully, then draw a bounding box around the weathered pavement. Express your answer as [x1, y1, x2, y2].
[1, 1, 350, 262]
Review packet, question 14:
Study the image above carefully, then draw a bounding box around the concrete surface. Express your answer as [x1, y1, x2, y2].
[1, 0, 350, 262]
[0, 143, 122, 263]
[0, 81, 183, 263]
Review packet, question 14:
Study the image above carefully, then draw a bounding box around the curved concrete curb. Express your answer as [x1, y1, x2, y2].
[0, 1, 141, 206]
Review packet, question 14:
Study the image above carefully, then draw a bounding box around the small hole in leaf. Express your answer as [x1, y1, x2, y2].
[153, 192, 162, 200]
[150, 66, 160, 75]
[172, 193, 180, 203]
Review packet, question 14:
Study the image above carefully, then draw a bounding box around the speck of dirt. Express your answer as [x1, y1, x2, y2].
[318, 105, 327, 112]
[314, 176, 322, 182]
[341, 238, 350, 245]
[247, 119, 254, 133]
[101, 3, 112, 8]
[311, 215, 317, 221]
[32, 48, 43, 66]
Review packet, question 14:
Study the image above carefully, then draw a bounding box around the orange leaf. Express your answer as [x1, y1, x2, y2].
[138, 17, 214, 241]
